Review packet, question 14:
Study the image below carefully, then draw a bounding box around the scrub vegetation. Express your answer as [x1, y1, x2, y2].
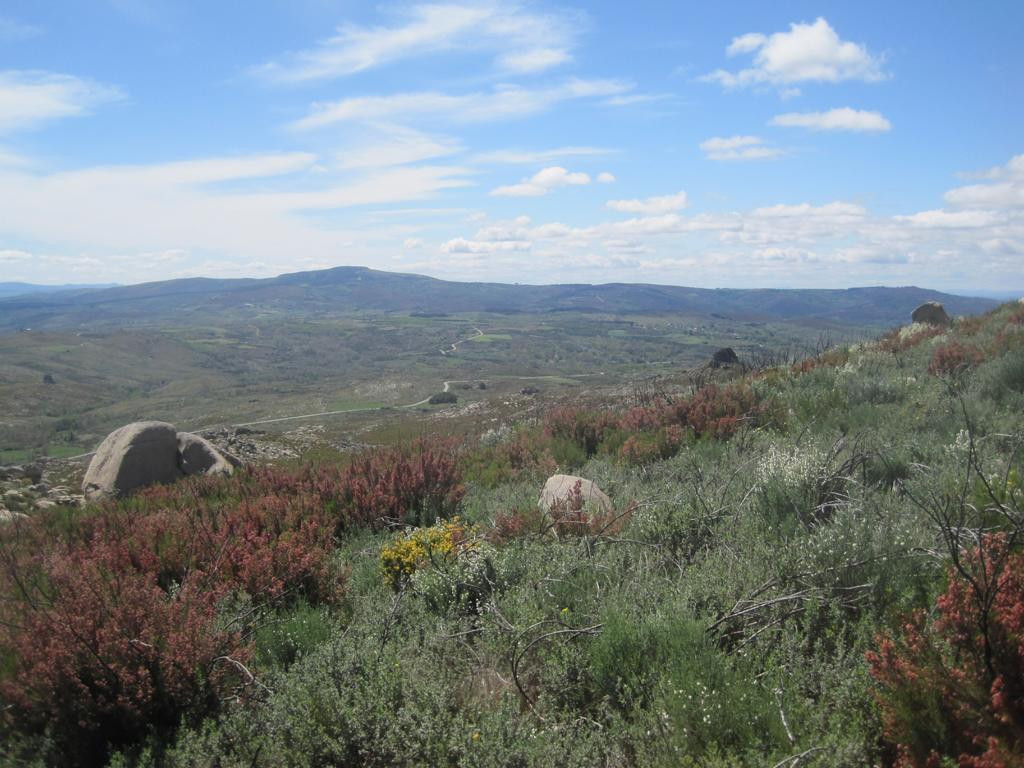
[2, 302, 1023, 767]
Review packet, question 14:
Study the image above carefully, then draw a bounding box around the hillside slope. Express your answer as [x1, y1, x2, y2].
[2, 302, 1023, 767]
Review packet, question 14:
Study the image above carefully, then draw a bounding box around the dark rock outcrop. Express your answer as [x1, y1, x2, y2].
[710, 347, 740, 368]
[911, 301, 950, 326]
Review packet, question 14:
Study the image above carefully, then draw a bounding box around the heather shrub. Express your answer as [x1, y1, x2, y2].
[0, 471, 341, 767]
[928, 340, 985, 376]
[868, 539, 1024, 767]
[465, 427, 556, 487]
[335, 438, 466, 529]
[543, 406, 617, 460]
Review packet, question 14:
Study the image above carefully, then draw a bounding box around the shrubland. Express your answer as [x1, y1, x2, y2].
[1, 302, 1023, 767]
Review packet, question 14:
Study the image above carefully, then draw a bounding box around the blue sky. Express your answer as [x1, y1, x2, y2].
[0, 1, 1021, 290]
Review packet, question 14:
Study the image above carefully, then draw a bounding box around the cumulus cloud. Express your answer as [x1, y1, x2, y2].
[945, 155, 1024, 209]
[292, 78, 632, 130]
[0, 70, 122, 135]
[700, 135, 784, 161]
[606, 191, 688, 215]
[441, 236, 531, 254]
[491, 165, 590, 197]
[257, 3, 579, 82]
[597, 171, 616, 183]
[703, 18, 885, 90]
[771, 108, 891, 132]
[894, 210, 998, 228]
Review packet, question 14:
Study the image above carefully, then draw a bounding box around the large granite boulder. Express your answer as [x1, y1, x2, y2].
[911, 301, 950, 326]
[82, 422, 242, 501]
[83, 421, 183, 501]
[177, 432, 239, 477]
[538, 474, 613, 516]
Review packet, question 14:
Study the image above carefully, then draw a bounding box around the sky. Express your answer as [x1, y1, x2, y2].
[0, 1, 1021, 290]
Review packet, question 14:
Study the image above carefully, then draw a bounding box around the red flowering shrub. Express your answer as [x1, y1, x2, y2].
[867, 538, 1024, 768]
[790, 346, 850, 374]
[677, 383, 771, 439]
[618, 425, 685, 465]
[0, 469, 343, 766]
[490, 505, 548, 544]
[878, 325, 946, 354]
[536, 383, 776, 468]
[929, 341, 985, 377]
[334, 437, 465, 528]
[0, 441, 463, 766]
[465, 429, 557, 487]
[544, 407, 619, 459]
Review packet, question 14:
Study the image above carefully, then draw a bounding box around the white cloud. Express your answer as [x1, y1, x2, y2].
[0, 152, 475, 281]
[606, 191, 688, 215]
[703, 18, 885, 89]
[0, 70, 122, 135]
[498, 47, 571, 74]
[771, 108, 891, 132]
[597, 171, 615, 183]
[257, 3, 578, 82]
[293, 78, 631, 130]
[335, 124, 462, 170]
[471, 146, 611, 164]
[491, 165, 590, 196]
[750, 201, 866, 219]
[945, 156, 1024, 209]
[441, 237, 531, 254]
[894, 210, 998, 228]
[403, 237, 425, 249]
[700, 135, 784, 161]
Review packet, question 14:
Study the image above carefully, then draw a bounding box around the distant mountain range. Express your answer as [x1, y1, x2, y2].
[0, 266, 1000, 331]
[0, 282, 119, 299]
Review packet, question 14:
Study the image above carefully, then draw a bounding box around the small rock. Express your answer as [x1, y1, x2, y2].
[35, 499, 57, 511]
[0, 509, 29, 524]
[538, 474, 613, 517]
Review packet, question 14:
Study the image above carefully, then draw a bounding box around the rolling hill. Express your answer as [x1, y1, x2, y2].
[0, 266, 998, 331]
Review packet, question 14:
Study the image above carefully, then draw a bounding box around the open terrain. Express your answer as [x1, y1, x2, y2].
[1, 299, 1022, 768]
[0, 267, 996, 462]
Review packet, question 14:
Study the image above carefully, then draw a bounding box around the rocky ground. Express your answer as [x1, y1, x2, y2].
[0, 462, 85, 521]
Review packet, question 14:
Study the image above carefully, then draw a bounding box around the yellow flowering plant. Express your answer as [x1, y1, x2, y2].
[379, 517, 476, 590]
